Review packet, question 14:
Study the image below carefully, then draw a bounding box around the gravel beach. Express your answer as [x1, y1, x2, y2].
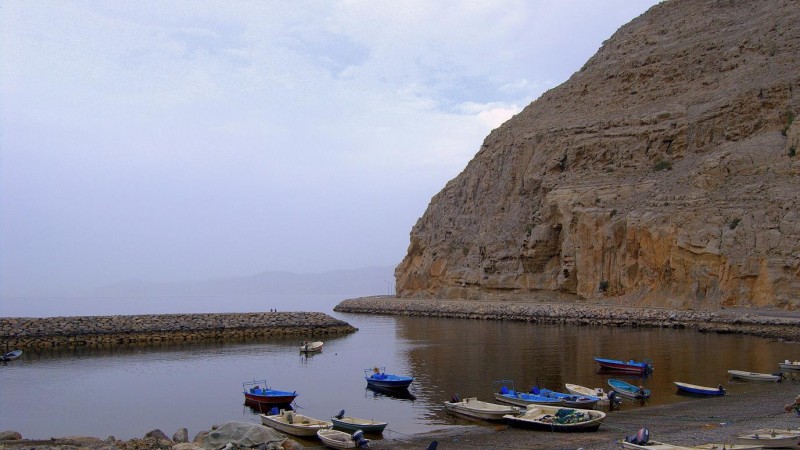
[369, 379, 800, 449]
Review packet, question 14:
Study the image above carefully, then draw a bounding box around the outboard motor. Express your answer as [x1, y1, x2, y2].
[425, 441, 438, 450]
[336, 409, 345, 419]
[451, 394, 460, 403]
[625, 428, 650, 445]
[352, 430, 370, 448]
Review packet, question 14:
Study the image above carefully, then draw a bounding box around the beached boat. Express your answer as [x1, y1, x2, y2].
[503, 404, 606, 432]
[260, 409, 332, 437]
[735, 428, 800, 448]
[364, 367, 413, 390]
[691, 444, 765, 449]
[536, 388, 600, 409]
[594, 357, 653, 375]
[1, 350, 22, 362]
[727, 369, 784, 382]
[317, 429, 370, 449]
[300, 341, 323, 353]
[444, 395, 521, 421]
[243, 380, 298, 406]
[608, 379, 650, 400]
[494, 385, 563, 408]
[622, 441, 694, 449]
[778, 360, 800, 372]
[331, 410, 388, 433]
[564, 383, 619, 406]
[673, 382, 726, 396]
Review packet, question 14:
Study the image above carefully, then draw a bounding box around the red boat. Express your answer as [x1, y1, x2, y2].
[594, 357, 653, 375]
[243, 380, 297, 405]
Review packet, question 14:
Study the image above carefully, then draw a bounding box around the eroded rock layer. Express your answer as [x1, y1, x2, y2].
[396, 0, 800, 310]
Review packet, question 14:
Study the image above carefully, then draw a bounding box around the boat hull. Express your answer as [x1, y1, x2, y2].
[735, 433, 800, 448]
[778, 360, 800, 372]
[260, 411, 332, 437]
[300, 341, 323, 353]
[317, 429, 363, 449]
[503, 405, 605, 432]
[727, 369, 782, 381]
[494, 392, 563, 408]
[444, 398, 520, 422]
[1, 350, 22, 362]
[607, 379, 650, 400]
[331, 417, 387, 433]
[594, 357, 652, 375]
[673, 382, 725, 396]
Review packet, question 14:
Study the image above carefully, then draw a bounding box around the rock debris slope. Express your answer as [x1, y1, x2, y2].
[395, 0, 800, 310]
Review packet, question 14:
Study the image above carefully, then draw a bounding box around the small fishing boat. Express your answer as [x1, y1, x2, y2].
[727, 369, 784, 382]
[503, 404, 606, 432]
[691, 444, 765, 449]
[364, 367, 413, 390]
[564, 383, 619, 406]
[243, 380, 298, 405]
[260, 409, 332, 437]
[621, 429, 692, 449]
[673, 382, 726, 396]
[443, 395, 521, 421]
[300, 341, 324, 353]
[735, 428, 800, 448]
[594, 357, 653, 375]
[607, 379, 650, 400]
[536, 388, 599, 409]
[331, 410, 388, 433]
[317, 429, 370, 449]
[494, 384, 563, 408]
[1, 350, 22, 362]
[778, 359, 800, 372]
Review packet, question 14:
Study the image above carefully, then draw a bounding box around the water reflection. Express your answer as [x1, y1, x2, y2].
[365, 386, 416, 401]
[1, 312, 798, 441]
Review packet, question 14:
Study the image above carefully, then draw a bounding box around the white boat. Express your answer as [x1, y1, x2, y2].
[331, 412, 387, 433]
[778, 360, 800, 372]
[565, 383, 617, 405]
[727, 369, 783, 382]
[692, 444, 765, 449]
[260, 409, 332, 437]
[503, 404, 605, 432]
[621, 440, 694, 449]
[735, 428, 800, 448]
[317, 429, 370, 449]
[300, 341, 324, 353]
[443, 396, 521, 421]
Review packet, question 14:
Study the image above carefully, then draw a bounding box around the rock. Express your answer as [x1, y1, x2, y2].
[144, 429, 170, 441]
[172, 428, 188, 443]
[281, 439, 304, 449]
[395, 0, 800, 311]
[0, 430, 21, 440]
[172, 443, 204, 450]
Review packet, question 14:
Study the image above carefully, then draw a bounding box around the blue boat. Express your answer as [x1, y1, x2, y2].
[674, 382, 726, 396]
[493, 381, 563, 407]
[243, 380, 298, 406]
[607, 378, 650, 400]
[537, 388, 600, 409]
[594, 357, 653, 375]
[364, 367, 413, 390]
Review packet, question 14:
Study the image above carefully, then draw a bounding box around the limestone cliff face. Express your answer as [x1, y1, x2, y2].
[396, 0, 800, 310]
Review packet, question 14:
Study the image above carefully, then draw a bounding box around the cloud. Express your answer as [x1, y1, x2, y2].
[0, 1, 662, 296]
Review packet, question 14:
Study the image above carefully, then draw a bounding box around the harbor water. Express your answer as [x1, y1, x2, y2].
[1, 294, 798, 443]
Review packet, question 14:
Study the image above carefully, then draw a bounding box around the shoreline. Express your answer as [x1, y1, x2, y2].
[1, 376, 798, 449]
[334, 296, 800, 342]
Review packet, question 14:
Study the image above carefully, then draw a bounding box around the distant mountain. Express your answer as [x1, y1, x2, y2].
[92, 266, 396, 298]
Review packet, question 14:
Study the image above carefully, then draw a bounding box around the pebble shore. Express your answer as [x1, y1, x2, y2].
[334, 296, 800, 342]
[0, 312, 357, 349]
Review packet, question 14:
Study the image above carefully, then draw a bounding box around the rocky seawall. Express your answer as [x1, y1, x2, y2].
[0, 312, 357, 350]
[335, 296, 800, 342]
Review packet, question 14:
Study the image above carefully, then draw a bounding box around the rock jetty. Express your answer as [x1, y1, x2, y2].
[0, 312, 356, 350]
[335, 296, 800, 342]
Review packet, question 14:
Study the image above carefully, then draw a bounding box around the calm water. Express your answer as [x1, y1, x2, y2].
[1, 294, 799, 443]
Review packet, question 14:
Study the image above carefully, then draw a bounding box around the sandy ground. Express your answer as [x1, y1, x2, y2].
[369, 377, 800, 450]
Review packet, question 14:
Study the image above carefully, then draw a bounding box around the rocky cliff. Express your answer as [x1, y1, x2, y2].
[395, 0, 800, 310]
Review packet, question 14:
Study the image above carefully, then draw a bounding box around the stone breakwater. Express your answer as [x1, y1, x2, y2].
[0, 312, 357, 350]
[335, 296, 800, 342]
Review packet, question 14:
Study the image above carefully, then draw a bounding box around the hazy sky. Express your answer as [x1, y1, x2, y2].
[1, 1, 660, 296]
